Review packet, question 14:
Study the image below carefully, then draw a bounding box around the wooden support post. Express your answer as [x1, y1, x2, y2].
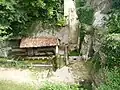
[65, 44, 69, 65]
[55, 45, 59, 55]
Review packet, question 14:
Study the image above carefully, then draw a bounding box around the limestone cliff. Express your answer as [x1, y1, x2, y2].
[77, 0, 112, 58]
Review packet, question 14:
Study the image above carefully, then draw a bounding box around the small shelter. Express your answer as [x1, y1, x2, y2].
[20, 37, 59, 57]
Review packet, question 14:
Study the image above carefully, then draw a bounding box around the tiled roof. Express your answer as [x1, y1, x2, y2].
[20, 37, 58, 48]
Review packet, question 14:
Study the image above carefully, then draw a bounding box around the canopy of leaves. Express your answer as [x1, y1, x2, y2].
[75, 0, 94, 25]
[0, 0, 63, 37]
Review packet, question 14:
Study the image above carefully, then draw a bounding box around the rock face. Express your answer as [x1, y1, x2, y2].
[0, 41, 10, 57]
[29, 21, 69, 45]
[66, 0, 79, 44]
[80, 0, 112, 58]
[80, 25, 94, 58]
[88, 0, 112, 13]
[92, 0, 112, 56]
[91, 0, 111, 28]
[93, 11, 108, 28]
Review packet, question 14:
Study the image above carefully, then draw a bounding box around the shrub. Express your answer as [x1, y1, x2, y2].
[0, 80, 35, 90]
[97, 67, 120, 90]
[101, 34, 120, 68]
[39, 82, 79, 90]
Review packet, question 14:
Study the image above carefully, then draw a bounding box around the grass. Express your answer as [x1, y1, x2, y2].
[0, 80, 36, 90]
[0, 80, 80, 90]
[24, 59, 49, 64]
[69, 51, 79, 56]
[0, 58, 30, 69]
[39, 82, 79, 90]
[0, 58, 51, 68]
[0, 58, 47, 69]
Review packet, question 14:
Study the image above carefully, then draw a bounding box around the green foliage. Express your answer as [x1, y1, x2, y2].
[75, 0, 94, 54]
[56, 16, 66, 27]
[40, 82, 79, 90]
[77, 6, 94, 25]
[107, 10, 120, 33]
[0, 0, 64, 37]
[112, 0, 120, 9]
[96, 2, 120, 88]
[101, 4, 120, 68]
[75, 0, 94, 25]
[75, 0, 86, 8]
[0, 58, 30, 69]
[97, 68, 120, 90]
[79, 24, 86, 42]
[69, 50, 79, 56]
[0, 80, 35, 90]
[101, 34, 120, 68]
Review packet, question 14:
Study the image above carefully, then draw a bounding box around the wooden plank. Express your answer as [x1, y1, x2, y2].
[14, 53, 27, 56]
[11, 49, 26, 52]
[24, 56, 51, 60]
[37, 47, 55, 51]
[32, 64, 53, 67]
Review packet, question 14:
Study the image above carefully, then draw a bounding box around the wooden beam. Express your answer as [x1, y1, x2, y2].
[24, 56, 53, 60]
[32, 64, 53, 67]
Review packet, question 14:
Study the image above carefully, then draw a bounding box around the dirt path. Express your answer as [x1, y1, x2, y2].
[0, 61, 90, 87]
[0, 68, 37, 84]
[0, 67, 75, 86]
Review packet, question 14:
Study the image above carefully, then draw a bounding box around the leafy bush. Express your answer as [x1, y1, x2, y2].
[0, 80, 35, 90]
[75, 0, 94, 25]
[107, 10, 120, 34]
[40, 82, 79, 90]
[101, 34, 120, 68]
[97, 68, 120, 90]
[0, 0, 64, 37]
[69, 50, 79, 56]
[0, 58, 30, 69]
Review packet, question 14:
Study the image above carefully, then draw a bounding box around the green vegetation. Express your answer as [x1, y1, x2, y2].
[76, 0, 94, 25]
[0, 58, 53, 71]
[0, 0, 120, 90]
[0, 58, 30, 69]
[98, 0, 120, 69]
[101, 34, 120, 68]
[24, 59, 49, 64]
[0, 0, 64, 38]
[97, 68, 120, 90]
[96, 1, 120, 89]
[0, 80, 35, 90]
[69, 50, 79, 56]
[40, 82, 79, 90]
[75, 0, 94, 55]
[0, 80, 80, 90]
[75, 0, 120, 89]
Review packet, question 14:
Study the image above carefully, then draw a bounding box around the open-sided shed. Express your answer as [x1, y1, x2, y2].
[20, 37, 59, 57]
